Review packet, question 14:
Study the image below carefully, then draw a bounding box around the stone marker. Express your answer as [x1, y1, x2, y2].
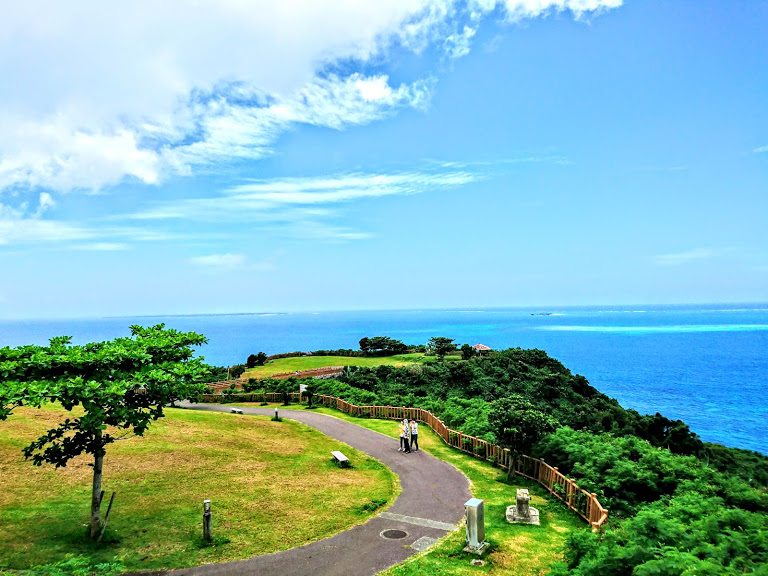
[463, 498, 489, 555]
[203, 499, 212, 542]
[506, 488, 540, 525]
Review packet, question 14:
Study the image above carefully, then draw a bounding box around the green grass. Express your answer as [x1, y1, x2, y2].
[235, 402, 584, 576]
[243, 353, 462, 378]
[0, 405, 398, 572]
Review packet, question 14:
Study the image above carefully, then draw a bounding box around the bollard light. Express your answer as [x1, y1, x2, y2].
[275, 407, 279, 419]
[203, 499, 212, 542]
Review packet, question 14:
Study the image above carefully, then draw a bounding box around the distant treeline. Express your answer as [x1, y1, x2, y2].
[202, 337, 431, 382]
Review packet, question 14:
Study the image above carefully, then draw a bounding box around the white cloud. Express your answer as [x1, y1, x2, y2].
[190, 253, 246, 268]
[0, 202, 95, 246]
[0, 0, 621, 195]
[754, 145, 768, 153]
[164, 74, 434, 171]
[70, 243, 129, 251]
[0, 199, 186, 248]
[284, 221, 374, 241]
[489, 0, 623, 22]
[125, 170, 477, 222]
[444, 26, 477, 58]
[35, 192, 55, 217]
[655, 248, 718, 266]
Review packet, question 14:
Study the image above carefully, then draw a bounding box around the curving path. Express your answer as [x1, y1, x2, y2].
[165, 402, 472, 576]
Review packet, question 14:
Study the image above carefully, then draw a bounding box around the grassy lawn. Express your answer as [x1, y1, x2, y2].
[243, 353, 463, 379]
[236, 402, 584, 576]
[0, 405, 397, 572]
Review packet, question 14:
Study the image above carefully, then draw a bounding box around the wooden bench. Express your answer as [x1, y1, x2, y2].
[231, 408, 243, 414]
[331, 450, 350, 468]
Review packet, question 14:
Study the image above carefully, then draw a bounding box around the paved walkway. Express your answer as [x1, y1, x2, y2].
[165, 402, 472, 576]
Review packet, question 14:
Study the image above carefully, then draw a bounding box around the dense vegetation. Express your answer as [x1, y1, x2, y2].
[250, 347, 768, 575]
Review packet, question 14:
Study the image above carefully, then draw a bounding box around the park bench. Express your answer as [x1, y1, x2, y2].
[230, 408, 243, 414]
[331, 450, 350, 468]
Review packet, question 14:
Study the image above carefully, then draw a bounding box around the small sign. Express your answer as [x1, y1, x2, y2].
[299, 384, 307, 393]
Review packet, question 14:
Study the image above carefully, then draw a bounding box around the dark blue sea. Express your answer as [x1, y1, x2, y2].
[2, 304, 766, 454]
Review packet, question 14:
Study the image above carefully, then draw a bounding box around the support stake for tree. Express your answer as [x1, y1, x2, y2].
[97, 492, 117, 542]
[203, 499, 212, 542]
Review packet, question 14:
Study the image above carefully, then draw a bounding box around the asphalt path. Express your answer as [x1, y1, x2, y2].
[157, 402, 472, 576]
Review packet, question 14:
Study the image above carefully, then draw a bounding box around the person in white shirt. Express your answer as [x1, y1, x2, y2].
[409, 419, 419, 452]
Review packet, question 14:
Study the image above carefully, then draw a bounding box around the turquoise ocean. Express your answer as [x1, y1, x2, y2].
[1, 304, 766, 454]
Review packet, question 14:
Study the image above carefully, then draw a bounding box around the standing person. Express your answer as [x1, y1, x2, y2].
[409, 419, 419, 452]
[399, 418, 411, 452]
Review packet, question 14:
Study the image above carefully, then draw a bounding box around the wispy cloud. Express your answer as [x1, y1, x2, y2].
[190, 253, 246, 268]
[0, 202, 96, 246]
[498, 0, 623, 22]
[444, 25, 477, 58]
[0, 197, 188, 249]
[70, 242, 129, 251]
[124, 170, 477, 223]
[753, 145, 768, 153]
[655, 248, 719, 266]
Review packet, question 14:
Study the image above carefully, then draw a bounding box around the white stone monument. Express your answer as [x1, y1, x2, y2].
[464, 498, 489, 554]
[506, 488, 540, 525]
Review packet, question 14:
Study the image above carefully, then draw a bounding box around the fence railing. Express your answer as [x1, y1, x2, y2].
[198, 391, 609, 530]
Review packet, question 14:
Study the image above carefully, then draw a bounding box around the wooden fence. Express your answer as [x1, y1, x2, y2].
[198, 391, 609, 531]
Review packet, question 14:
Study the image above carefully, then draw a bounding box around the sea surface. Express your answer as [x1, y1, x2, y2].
[1, 304, 766, 454]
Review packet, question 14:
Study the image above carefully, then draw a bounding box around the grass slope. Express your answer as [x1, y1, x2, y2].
[239, 403, 583, 576]
[0, 405, 397, 572]
[243, 353, 462, 379]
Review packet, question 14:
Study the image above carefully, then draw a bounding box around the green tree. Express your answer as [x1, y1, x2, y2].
[246, 352, 268, 368]
[229, 364, 246, 379]
[0, 325, 210, 541]
[461, 343, 475, 360]
[428, 337, 456, 361]
[359, 336, 407, 356]
[488, 395, 559, 478]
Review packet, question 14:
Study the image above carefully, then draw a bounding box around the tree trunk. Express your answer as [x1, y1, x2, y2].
[506, 453, 518, 481]
[90, 433, 104, 539]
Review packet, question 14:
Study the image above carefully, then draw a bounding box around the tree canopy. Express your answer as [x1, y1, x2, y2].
[427, 336, 456, 360]
[359, 336, 408, 356]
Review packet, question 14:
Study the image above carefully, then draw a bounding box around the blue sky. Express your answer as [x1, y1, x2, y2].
[1, 0, 766, 319]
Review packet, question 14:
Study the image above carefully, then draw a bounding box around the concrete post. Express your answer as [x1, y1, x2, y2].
[203, 499, 212, 542]
[463, 498, 488, 555]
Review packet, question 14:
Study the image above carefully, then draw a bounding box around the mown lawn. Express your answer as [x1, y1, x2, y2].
[238, 403, 584, 576]
[242, 353, 463, 379]
[0, 405, 397, 572]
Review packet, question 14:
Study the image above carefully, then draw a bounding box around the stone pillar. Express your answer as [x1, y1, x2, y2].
[464, 498, 488, 555]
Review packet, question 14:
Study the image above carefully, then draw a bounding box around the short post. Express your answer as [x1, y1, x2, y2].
[203, 499, 212, 542]
[463, 498, 488, 555]
[275, 407, 279, 419]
